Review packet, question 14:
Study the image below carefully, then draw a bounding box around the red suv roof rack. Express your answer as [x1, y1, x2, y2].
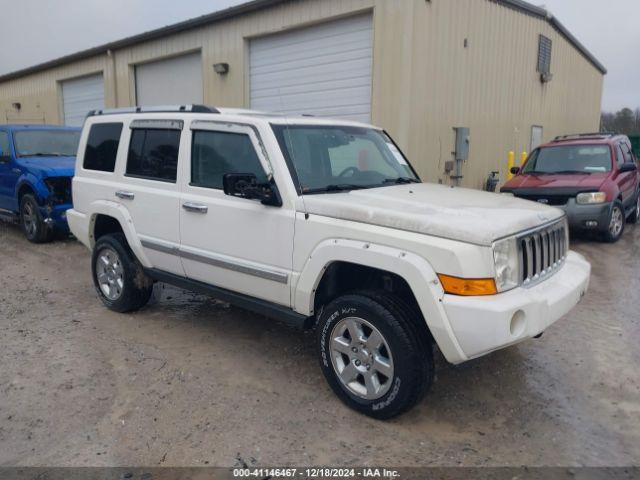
[552, 132, 617, 142]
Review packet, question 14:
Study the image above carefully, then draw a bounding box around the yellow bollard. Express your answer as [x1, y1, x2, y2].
[507, 151, 515, 180]
[521, 151, 528, 166]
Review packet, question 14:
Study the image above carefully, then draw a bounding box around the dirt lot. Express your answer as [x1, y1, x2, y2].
[0, 221, 638, 467]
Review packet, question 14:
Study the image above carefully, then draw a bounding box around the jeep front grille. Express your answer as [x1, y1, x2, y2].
[517, 220, 568, 286]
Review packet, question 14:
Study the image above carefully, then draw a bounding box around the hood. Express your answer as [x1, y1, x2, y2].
[16, 156, 75, 177]
[302, 183, 564, 246]
[503, 172, 608, 190]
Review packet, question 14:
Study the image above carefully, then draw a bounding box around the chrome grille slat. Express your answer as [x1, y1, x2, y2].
[516, 220, 567, 287]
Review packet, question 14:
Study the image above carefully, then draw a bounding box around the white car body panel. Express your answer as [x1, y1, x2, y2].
[69, 109, 591, 365]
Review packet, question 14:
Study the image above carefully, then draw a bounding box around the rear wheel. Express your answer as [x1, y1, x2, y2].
[317, 291, 433, 419]
[20, 194, 53, 243]
[627, 193, 640, 224]
[603, 201, 625, 243]
[91, 233, 153, 312]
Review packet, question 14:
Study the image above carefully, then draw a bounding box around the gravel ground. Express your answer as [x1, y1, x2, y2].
[0, 221, 638, 467]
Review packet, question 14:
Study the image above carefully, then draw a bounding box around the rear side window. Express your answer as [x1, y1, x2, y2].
[83, 123, 123, 172]
[126, 129, 181, 182]
[191, 130, 267, 189]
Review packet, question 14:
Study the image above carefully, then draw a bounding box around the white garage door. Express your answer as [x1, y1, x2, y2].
[61, 74, 104, 126]
[135, 52, 203, 106]
[250, 14, 373, 122]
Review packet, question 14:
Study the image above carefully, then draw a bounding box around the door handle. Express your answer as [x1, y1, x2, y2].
[182, 202, 208, 214]
[115, 191, 135, 200]
[12, 168, 21, 174]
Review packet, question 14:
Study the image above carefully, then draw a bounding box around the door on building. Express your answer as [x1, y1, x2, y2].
[531, 126, 544, 151]
[135, 52, 203, 106]
[61, 74, 105, 126]
[249, 13, 373, 123]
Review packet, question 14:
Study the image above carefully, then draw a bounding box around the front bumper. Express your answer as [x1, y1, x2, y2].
[40, 202, 71, 233]
[558, 199, 611, 231]
[442, 251, 590, 361]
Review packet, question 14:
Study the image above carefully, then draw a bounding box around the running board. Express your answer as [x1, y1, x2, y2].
[144, 268, 313, 330]
[0, 209, 18, 223]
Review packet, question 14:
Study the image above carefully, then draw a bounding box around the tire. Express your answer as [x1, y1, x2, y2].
[316, 291, 433, 419]
[91, 233, 153, 312]
[20, 194, 54, 243]
[627, 193, 640, 224]
[602, 200, 625, 243]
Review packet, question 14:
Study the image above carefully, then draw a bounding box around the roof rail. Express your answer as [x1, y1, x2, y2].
[553, 132, 617, 141]
[86, 104, 220, 117]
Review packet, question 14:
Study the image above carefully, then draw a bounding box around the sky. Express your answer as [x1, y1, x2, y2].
[0, 0, 638, 112]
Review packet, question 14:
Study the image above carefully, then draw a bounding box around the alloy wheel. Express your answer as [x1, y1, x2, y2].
[22, 201, 37, 238]
[329, 317, 394, 400]
[95, 247, 125, 301]
[609, 206, 624, 237]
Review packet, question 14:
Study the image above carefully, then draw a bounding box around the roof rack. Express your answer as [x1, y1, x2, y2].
[553, 132, 617, 141]
[86, 104, 220, 117]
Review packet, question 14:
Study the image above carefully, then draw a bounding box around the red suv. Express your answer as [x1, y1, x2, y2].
[501, 133, 640, 242]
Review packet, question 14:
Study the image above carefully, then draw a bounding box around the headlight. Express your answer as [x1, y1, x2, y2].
[492, 237, 520, 292]
[576, 192, 606, 204]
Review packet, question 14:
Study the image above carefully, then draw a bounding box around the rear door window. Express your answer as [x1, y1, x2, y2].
[83, 123, 123, 172]
[126, 128, 181, 182]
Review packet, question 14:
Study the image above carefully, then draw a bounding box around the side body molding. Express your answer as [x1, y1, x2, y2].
[294, 238, 468, 363]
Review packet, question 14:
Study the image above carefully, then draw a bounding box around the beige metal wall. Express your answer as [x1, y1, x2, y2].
[0, 0, 603, 188]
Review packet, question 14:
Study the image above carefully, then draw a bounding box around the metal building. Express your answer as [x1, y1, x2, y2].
[0, 0, 605, 188]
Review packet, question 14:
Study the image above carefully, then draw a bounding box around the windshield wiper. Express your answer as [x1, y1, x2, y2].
[383, 177, 420, 184]
[305, 184, 369, 194]
[552, 170, 591, 175]
[23, 152, 65, 157]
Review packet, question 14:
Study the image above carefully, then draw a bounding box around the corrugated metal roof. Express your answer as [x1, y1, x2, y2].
[0, 0, 606, 83]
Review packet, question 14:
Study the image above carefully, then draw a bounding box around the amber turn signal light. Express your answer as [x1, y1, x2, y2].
[437, 274, 498, 296]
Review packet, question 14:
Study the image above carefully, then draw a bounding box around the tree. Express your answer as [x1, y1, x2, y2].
[600, 107, 640, 135]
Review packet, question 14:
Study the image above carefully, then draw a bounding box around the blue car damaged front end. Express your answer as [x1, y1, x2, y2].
[18, 156, 76, 234]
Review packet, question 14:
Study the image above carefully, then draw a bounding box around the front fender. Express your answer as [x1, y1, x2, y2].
[294, 238, 467, 363]
[15, 174, 50, 205]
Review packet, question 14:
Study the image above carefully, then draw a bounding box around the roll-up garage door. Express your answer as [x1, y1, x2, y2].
[135, 52, 203, 106]
[250, 14, 373, 123]
[61, 74, 104, 126]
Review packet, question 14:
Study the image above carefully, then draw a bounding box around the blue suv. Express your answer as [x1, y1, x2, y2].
[0, 125, 81, 242]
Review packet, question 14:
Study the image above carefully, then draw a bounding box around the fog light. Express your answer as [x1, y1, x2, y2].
[585, 220, 598, 228]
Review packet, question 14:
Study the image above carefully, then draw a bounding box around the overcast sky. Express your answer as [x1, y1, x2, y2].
[0, 0, 638, 112]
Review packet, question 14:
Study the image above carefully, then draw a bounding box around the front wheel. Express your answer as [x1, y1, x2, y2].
[91, 233, 153, 312]
[317, 292, 433, 419]
[603, 201, 625, 243]
[20, 194, 54, 243]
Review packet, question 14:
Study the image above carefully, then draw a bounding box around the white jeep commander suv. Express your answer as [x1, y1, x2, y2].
[69, 105, 591, 418]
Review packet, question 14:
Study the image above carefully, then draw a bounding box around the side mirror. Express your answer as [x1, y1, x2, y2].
[510, 166, 521, 175]
[223, 173, 282, 207]
[619, 163, 638, 173]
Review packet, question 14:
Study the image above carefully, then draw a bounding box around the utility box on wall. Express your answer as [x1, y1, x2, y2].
[454, 127, 470, 161]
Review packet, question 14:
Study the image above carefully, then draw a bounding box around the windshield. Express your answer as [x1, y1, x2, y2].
[13, 130, 80, 157]
[523, 145, 612, 174]
[272, 125, 419, 193]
